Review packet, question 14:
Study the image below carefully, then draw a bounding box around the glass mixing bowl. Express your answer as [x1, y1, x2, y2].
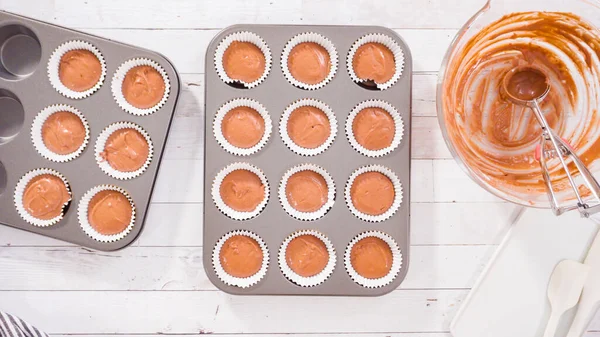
[437, 0, 600, 208]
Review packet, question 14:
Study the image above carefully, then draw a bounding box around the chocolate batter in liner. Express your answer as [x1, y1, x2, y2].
[347, 33, 405, 90]
[281, 32, 338, 90]
[279, 163, 335, 221]
[344, 230, 402, 288]
[214, 31, 272, 88]
[211, 162, 270, 221]
[280, 98, 337, 156]
[278, 229, 336, 287]
[213, 98, 272, 156]
[345, 164, 403, 223]
[94, 121, 154, 180]
[31, 104, 90, 163]
[77, 185, 136, 243]
[346, 99, 404, 157]
[14, 168, 72, 227]
[212, 229, 269, 288]
[111, 58, 171, 116]
[47, 40, 106, 99]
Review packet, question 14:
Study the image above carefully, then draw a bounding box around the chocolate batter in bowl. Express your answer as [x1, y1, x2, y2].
[438, 0, 600, 208]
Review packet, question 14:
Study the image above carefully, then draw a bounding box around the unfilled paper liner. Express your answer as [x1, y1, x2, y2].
[347, 33, 405, 90]
[31, 104, 91, 163]
[212, 230, 269, 288]
[77, 184, 136, 243]
[281, 32, 338, 90]
[14, 168, 72, 227]
[214, 31, 272, 88]
[344, 231, 403, 288]
[94, 122, 154, 180]
[213, 98, 272, 156]
[212, 162, 269, 221]
[280, 98, 337, 156]
[346, 100, 404, 157]
[111, 58, 171, 116]
[47, 40, 107, 99]
[279, 163, 335, 221]
[278, 229, 336, 287]
[345, 165, 403, 222]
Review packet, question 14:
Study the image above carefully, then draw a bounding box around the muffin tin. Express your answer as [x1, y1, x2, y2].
[0, 10, 180, 251]
[204, 25, 412, 296]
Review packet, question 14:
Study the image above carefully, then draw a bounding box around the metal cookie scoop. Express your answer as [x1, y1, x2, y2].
[502, 67, 600, 217]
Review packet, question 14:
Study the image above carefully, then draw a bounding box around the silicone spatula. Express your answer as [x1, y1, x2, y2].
[543, 260, 589, 337]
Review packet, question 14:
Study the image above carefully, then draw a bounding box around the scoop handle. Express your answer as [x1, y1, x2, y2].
[543, 311, 560, 337]
[565, 294, 598, 337]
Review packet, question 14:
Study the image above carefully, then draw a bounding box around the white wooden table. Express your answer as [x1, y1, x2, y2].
[1, 1, 598, 336]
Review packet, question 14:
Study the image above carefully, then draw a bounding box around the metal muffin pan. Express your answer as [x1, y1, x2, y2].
[0, 11, 180, 251]
[204, 24, 411, 296]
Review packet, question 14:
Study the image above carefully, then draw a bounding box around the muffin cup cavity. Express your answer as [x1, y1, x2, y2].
[213, 98, 272, 156]
[212, 162, 269, 221]
[280, 98, 337, 156]
[31, 104, 90, 163]
[94, 122, 154, 180]
[47, 40, 106, 99]
[279, 163, 335, 221]
[212, 230, 269, 288]
[278, 229, 336, 287]
[346, 99, 404, 157]
[111, 58, 171, 116]
[347, 33, 404, 90]
[345, 165, 403, 222]
[281, 32, 338, 90]
[77, 185, 136, 243]
[14, 168, 72, 227]
[214, 31, 272, 89]
[344, 231, 402, 288]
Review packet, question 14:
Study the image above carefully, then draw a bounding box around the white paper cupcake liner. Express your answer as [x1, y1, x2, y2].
[111, 58, 171, 116]
[345, 165, 403, 222]
[278, 229, 336, 287]
[279, 163, 335, 221]
[346, 100, 404, 157]
[214, 31, 272, 89]
[212, 230, 269, 288]
[47, 40, 106, 99]
[212, 162, 269, 221]
[77, 184, 136, 243]
[347, 33, 405, 90]
[281, 32, 338, 90]
[213, 98, 272, 156]
[344, 231, 403, 288]
[14, 168, 72, 227]
[31, 104, 91, 163]
[94, 122, 154, 180]
[280, 98, 337, 156]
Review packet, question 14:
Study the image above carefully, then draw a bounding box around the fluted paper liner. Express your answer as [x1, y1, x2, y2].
[346, 100, 404, 157]
[279, 163, 335, 221]
[47, 40, 107, 99]
[213, 98, 272, 156]
[111, 58, 171, 116]
[347, 33, 405, 90]
[78, 184, 136, 243]
[94, 122, 154, 180]
[14, 168, 72, 227]
[212, 230, 269, 288]
[212, 162, 269, 221]
[278, 229, 336, 287]
[344, 231, 402, 288]
[31, 104, 91, 163]
[280, 98, 337, 156]
[345, 165, 403, 222]
[214, 31, 272, 89]
[281, 32, 338, 90]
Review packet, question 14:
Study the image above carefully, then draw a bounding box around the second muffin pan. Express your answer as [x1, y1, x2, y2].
[204, 25, 412, 296]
